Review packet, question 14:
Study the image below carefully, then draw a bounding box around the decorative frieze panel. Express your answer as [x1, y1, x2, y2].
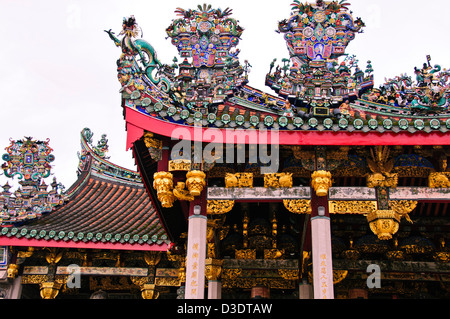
[429, 172, 450, 188]
[283, 200, 312, 214]
[329, 201, 377, 215]
[264, 173, 293, 188]
[208, 187, 311, 201]
[207, 200, 235, 215]
[225, 173, 254, 188]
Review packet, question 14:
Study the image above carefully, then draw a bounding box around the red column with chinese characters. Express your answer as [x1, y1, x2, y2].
[310, 193, 334, 299]
[184, 191, 207, 299]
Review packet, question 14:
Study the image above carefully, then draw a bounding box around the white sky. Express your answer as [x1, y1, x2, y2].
[1, 0, 449, 190]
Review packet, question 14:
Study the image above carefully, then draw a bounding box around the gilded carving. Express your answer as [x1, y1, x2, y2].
[169, 159, 191, 172]
[222, 277, 296, 290]
[45, 248, 63, 265]
[389, 200, 418, 224]
[434, 252, 450, 263]
[130, 276, 147, 287]
[7, 264, 19, 279]
[153, 171, 176, 208]
[429, 172, 450, 188]
[329, 201, 377, 215]
[40, 282, 62, 299]
[143, 131, 162, 161]
[393, 166, 432, 178]
[17, 247, 34, 259]
[292, 147, 315, 161]
[333, 270, 348, 284]
[144, 251, 161, 267]
[153, 170, 206, 205]
[222, 269, 242, 280]
[235, 249, 256, 260]
[143, 132, 162, 150]
[225, 173, 253, 188]
[367, 210, 401, 240]
[301, 251, 311, 275]
[173, 182, 195, 202]
[141, 283, 159, 299]
[278, 269, 299, 280]
[178, 265, 186, 284]
[185, 170, 206, 196]
[155, 277, 181, 287]
[264, 249, 284, 260]
[386, 239, 406, 260]
[367, 172, 398, 188]
[311, 171, 332, 196]
[434, 238, 450, 263]
[341, 239, 360, 260]
[386, 250, 406, 260]
[366, 146, 398, 188]
[264, 173, 293, 188]
[207, 200, 235, 215]
[205, 259, 223, 281]
[21, 275, 47, 285]
[283, 200, 312, 214]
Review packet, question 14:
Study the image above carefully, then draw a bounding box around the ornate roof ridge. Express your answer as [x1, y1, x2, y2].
[106, 0, 450, 132]
[78, 128, 142, 186]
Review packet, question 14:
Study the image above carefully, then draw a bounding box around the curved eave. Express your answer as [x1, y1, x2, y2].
[80, 131, 142, 186]
[124, 107, 450, 148]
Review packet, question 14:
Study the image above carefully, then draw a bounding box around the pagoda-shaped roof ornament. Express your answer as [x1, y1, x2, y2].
[279, 0, 365, 61]
[166, 4, 243, 66]
[0, 137, 66, 225]
[106, 5, 249, 114]
[266, 0, 370, 117]
[165, 4, 247, 110]
[1, 137, 55, 183]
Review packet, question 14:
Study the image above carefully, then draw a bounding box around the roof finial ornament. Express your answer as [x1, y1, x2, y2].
[0, 137, 66, 225]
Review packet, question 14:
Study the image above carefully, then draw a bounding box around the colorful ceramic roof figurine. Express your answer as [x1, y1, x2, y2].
[361, 55, 450, 115]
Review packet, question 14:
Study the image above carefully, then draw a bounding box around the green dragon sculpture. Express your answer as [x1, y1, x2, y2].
[106, 16, 171, 93]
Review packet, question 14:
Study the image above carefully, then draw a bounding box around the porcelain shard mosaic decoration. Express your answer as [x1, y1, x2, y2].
[0, 137, 66, 225]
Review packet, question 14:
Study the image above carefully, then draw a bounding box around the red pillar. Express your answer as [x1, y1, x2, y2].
[184, 190, 207, 299]
[310, 193, 334, 299]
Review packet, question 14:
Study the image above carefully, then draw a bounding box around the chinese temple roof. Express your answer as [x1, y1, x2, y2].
[105, 1, 450, 147]
[0, 129, 170, 251]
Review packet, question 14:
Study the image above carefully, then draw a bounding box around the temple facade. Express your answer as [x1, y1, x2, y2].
[0, 1, 449, 299]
